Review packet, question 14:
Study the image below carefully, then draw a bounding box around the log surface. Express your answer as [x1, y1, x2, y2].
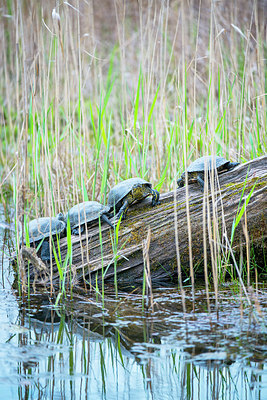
[23, 156, 267, 286]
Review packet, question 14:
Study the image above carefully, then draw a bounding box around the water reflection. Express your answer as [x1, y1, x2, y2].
[4, 286, 264, 400]
[0, 205, 266, 399]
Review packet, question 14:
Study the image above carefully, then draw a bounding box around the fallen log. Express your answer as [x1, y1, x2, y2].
[22, 156, 267, 287]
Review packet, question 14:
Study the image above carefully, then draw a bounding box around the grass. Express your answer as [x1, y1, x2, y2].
[0, 1, 266, 298]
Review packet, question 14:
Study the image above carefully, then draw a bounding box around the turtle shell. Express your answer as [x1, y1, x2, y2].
[66, 201, 110, 229]
[28, 214, 66, 244]
[187, 156, 229, 173]
[107, 178, 152, 209]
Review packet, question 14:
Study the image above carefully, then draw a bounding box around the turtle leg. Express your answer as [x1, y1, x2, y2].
[72, 225, 85, 235]
[101, 214, 114, 228]
[196, 173, 205, 192]
[177, 178, 184, 188]
[227, 161, 239, 170]
[151, 188, 160, 206]
[117, 199, 130, 220]
[40, 240, 51, 261]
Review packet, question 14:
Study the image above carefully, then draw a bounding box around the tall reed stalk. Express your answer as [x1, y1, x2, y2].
[0, 1, 265, 297]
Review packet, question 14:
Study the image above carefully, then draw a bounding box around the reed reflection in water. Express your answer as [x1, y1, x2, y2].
[1, 286, 264, 400]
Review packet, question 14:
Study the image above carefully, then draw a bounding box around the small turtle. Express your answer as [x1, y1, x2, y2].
[66, 201, 113, 235]
[107, 177, 160, 220]
[26, 213, 66, 261]
[177, 156, 239, 192]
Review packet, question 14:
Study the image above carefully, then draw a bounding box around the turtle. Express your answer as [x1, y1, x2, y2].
[65, 201, 113, 235]
[107, 177, 160, 220]
[177, 156, 239, 192]
[26, 213, 66, 261]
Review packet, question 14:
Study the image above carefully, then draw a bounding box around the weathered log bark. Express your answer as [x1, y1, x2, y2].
[23, 156, 267, 287]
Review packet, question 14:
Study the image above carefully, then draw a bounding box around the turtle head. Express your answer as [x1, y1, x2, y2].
[56, 212, 65, 222]
[228, 161, 240, 170]
[177, 173, 185, 188]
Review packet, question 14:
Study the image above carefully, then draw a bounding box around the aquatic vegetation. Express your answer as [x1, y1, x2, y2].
[0, 0, 265, 310]
[0, 2, 266, 398]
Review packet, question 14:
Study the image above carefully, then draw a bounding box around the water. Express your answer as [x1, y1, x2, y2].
[0, 206, 266, 400]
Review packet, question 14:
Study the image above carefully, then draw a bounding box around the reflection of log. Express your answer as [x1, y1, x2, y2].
[64, 289, 267, 364]
[24, 156, 267, 287]
[26, 287, 267, 365]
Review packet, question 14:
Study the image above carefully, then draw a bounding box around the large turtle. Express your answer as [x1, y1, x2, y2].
[66, 201, 113, 235]
[107, 177, 160, 220]
[26, 213, 66, 261]
[177, 156, 239, 192]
